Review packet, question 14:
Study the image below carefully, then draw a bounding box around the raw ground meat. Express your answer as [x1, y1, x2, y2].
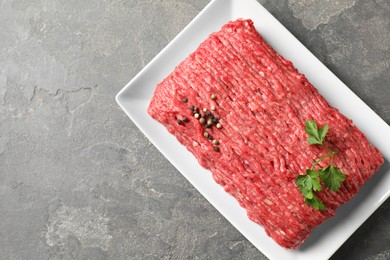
[147, 19, 384, 249]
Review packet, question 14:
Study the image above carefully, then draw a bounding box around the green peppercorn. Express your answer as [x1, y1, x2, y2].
[211, 94, 217, 100]
[199, 118, 206, 124]
[203, 132, 209, 138]
[212, 140, 219, 145]
[194, 113, 200, 119]
[216, 123, 222, 129]
[211, 106, 216, 111]
[207, 119, 213, 126]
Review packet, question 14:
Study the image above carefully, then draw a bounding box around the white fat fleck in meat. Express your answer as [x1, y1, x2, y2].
[259, 71, 265, 77]
[273, 156, 279, 170]
[280, 157, 286, 172]
[286, 204, 294, 211]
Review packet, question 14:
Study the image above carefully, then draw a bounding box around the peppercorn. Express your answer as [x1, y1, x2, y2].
[190, 105, 195, 111]
[182, 117, 189, 122]
[216, 123, 222, 129]
[212, 140, 219, 145]
[199, 118, 206, 124]
[213, 146, 220, 152]
[203, 108, 207, 113]
[212, 118, 218, 124]
[211, 106, 216, 111]
[207, 135, 213, 140]
[183, 97, 188, 103]
[177, 119, 183, 125]
[203, 132, 209, 138]
[205, 111, 211, 116]
[211, 94, 217, 100]
[194, 113, 200, 119]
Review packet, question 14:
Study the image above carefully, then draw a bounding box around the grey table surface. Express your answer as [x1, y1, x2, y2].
[0, 0, 389, 259]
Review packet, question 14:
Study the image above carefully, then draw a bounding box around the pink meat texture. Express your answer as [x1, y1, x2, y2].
[147, 19, 383, 249]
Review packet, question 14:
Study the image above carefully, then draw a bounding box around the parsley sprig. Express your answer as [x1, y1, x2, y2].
[295, 120, 346, 210]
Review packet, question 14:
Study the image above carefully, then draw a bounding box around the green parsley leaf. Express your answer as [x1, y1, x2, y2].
[295, 175, 306, 186]
[300, 185, 313, 199]
[306, 169, 322, 192]
[305, 195, 327, 210]
[305, 120, 328, 145]
[305, 120, 320, 140]
[296, 170, 323, 206]
[296, 171, 326, 210]
[318, 124, 329, 143]
[307, 136, 323, 145]
[296, 175, 312, 198]
[320, 165, 346, 192]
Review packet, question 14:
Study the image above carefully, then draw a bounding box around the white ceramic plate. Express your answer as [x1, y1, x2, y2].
[116, 0, 390, 259]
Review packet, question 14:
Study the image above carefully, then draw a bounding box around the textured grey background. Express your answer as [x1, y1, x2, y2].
[0, 0, 389, 259]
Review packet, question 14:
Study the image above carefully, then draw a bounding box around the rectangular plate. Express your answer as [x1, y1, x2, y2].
[116, 0, 390, 259]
